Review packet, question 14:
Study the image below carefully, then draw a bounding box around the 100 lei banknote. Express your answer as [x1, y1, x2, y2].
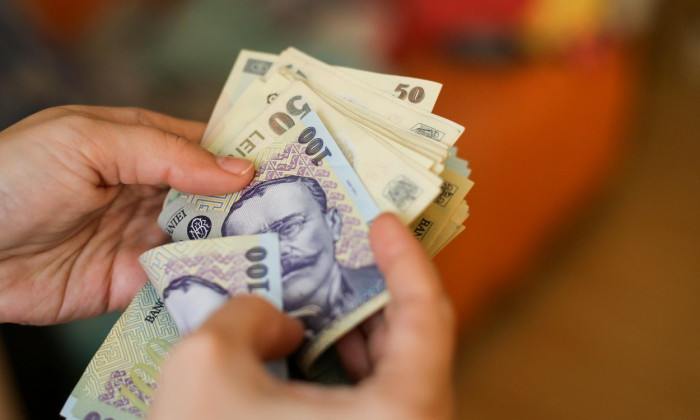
[61, 235, 283, 420]
[159, 111, 387, 370]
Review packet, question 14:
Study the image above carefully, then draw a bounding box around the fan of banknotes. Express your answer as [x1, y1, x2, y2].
[61, 47, 473, 420]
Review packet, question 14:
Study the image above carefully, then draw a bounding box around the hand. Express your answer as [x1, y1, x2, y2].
[151, 213, 456, 420]
[0, 106, 254, 324]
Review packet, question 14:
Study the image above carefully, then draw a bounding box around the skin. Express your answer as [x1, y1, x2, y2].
[0, 105, 254, 324]
[151, 214, 456, 420]
[0, 106, 456, 419]
[222, 182, 342, 313]
[165, 283, 230, 335]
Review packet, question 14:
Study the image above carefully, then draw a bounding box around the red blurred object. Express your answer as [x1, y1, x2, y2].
[393, 0, 533, 55]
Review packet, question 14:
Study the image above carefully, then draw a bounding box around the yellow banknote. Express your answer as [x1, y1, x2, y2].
[411, 169, 474, 250]
[215, 80, 442, 224]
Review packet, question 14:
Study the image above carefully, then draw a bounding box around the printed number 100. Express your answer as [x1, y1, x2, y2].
[298, 127, 332, 166]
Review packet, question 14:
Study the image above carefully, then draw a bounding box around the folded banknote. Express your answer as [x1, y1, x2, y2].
[160, 111, 386, 370]
[62, 235, 285, 420]
[63, 47, 473, 420]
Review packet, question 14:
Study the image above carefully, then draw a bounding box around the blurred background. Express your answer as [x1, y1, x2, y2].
[0, 0, 698, 418]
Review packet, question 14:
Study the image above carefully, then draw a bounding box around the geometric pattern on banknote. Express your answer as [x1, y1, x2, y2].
[184, 193, 235, 213]
[176, 141, 288, 212]
[139, 240, 253, 296]
[97, 370, 149, 418]
[246, 141, 373, 269]
[162, 252, 251, 295]
[83, 284, 180, 417]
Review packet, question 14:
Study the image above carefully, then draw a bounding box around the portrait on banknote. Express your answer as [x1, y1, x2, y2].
[162, 275, 230, 335]
[222, 175, 383, 336]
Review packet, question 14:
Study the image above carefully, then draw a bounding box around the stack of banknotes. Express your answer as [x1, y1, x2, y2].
[61, 47, 473, 420]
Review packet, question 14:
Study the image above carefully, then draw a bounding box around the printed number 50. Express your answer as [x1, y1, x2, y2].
[394, 84, 425, 104]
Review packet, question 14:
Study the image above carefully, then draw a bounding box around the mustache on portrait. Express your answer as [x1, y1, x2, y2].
[281, 253, 319, 277]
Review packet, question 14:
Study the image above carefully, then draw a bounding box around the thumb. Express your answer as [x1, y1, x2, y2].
[152, 296, 303, 420]
[87, 121, 255, 195]
[368, 213, 455, 408]
[195, 295, 304, 361]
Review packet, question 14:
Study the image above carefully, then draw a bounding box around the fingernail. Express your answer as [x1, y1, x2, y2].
[216, 156, 254, 176]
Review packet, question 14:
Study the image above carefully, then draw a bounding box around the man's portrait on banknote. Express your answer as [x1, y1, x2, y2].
[162, 276, 230, 335]
[221, 175, 384, 335]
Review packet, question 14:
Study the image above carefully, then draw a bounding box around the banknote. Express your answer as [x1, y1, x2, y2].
[213, 78, 442, 223]
[159, 111, 388, 371]
[204, 73, 295, 155]
[410, 168, 474, 252]
[272, 48, 463, 148]
[63, 46, 473, 419]
[204, 50, 446, 158]
[213, 70, 446, 173]
[138, 234, 283, 335]
[446, 147, 472, 178]
[203, 50, 278, 144]
[61, 235, 284, 420]
[61, 284, 177, 420]
[429, 202, 470, 258]
[203, 49, 443, 147]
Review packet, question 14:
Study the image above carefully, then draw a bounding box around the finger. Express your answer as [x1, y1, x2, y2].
[335, 311, 385, 381]
[335, 328, 371, 381]
[367, 213, 456, 397]
[152, 297, 304, 420]
[84, 120, 254, 195]
[197, 295, 305, 361]
[59, 105, 206, 144]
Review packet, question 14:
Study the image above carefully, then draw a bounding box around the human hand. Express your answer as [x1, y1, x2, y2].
[0, 106, 254, 324]
[151, 213, 456, 420]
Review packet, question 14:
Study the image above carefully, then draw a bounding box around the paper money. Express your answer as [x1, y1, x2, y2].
[446, 147, 472, 178]
[63, 47, 474, 419]
[61, 284, 177, 420]
[271, 48, 463, 148]
[410, 168, 474, 253]
[212, 78, 443, 223]
[203, 49, 444, 147]
[62, 235, 284, 420]
[428, 202, 470, 258]
[139, 234, 283, 334]
[160, 111, 387, 370]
